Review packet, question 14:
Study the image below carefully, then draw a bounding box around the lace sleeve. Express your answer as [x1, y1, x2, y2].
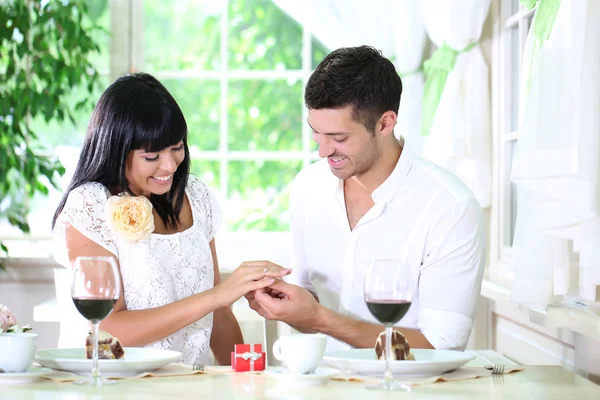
[187, 175, 223, 242]
[52, 182, 119, 267]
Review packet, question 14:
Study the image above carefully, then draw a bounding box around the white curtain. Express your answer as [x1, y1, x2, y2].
[511, 0, 600, 306]
[393, 1, 427, 155]
[272, 0, 427, 152]
[419, 0, 492, 208]
[272, 0, 395, 53]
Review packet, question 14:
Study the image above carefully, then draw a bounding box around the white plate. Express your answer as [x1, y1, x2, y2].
[265, 367, 339, 387]
[0, 367, 52, 384]
[35, 348, 181, 376]
[323, 349, 475, 377]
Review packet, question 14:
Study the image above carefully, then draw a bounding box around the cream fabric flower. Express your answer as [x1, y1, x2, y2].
[106, 194, 155, 243]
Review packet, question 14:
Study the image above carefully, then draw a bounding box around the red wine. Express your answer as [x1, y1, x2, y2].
[72, 298, 117, 322]
[366, 300, 411, 324]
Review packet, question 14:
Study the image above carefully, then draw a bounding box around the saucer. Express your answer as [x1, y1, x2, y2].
[264, 367, 339, 386]
[0, 366, 52, 384]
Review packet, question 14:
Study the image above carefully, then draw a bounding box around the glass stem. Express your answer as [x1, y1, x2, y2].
[92, 321, 100, 379]
[384, 324, 394, 388]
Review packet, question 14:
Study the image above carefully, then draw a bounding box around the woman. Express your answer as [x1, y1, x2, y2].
[52, 73, 289, 366]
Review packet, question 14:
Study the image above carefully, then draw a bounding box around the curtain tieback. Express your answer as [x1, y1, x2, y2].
[421, 41, 478, 136]
[521, 0, 562, 90]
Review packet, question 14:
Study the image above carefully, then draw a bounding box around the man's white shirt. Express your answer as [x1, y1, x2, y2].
[287, 142, 486, 351]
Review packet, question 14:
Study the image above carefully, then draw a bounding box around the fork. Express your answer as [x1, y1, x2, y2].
[192, 364, 205, 372]
[484, 364, 505, 374]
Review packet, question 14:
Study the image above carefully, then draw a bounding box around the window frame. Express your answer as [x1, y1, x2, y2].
[490, 0, 535, 273]
[133, 0, 320, 230]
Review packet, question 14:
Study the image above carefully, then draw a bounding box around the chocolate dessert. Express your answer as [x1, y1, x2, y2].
[375, 330, 415, 361]
[86, 330, 125, 360]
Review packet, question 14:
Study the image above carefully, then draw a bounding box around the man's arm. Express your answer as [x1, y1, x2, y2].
[250, 280, 434, 348]
[416, 197, 485, 350]
[284, 292, 432, 348]
[314, 305, 433, 349]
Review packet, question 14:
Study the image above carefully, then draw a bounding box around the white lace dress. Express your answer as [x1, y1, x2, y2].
[53, 175, 221, 366]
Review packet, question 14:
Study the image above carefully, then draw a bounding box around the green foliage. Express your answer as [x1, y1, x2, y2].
[143, 1, 221, 71]
[144, 0, 328, 232]
[228, 0, 302, 70]
[0, 0, 104, 269]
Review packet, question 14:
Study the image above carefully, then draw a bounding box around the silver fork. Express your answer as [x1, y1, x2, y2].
[192, 364, 205, 372]
[484, 364, 505, 374]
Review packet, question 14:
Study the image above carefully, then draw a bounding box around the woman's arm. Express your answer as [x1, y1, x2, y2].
[65, 224, 282, 347]
[209, 240, 243, 365]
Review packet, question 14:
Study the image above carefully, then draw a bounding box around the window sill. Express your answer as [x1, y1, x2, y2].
[0, 256, 57, 283]
[482, 266, 600, 340]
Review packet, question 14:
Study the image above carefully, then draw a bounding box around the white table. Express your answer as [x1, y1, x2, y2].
[3, 351, 599, 399]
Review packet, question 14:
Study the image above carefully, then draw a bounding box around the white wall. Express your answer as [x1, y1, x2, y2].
[0, 280, 58, 350]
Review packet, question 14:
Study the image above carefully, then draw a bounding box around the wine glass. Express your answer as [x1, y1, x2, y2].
[364, 258, 413, 391]
[71, 256, 121, 386]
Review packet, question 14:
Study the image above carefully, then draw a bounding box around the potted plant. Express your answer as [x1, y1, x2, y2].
[0, 0, 104, 270]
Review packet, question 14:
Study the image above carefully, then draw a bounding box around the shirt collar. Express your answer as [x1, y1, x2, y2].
[371, 138, 416, 204]
[331, 137, 416, 204]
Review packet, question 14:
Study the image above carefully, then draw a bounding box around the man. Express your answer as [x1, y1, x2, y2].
[246, 46, 485, 352]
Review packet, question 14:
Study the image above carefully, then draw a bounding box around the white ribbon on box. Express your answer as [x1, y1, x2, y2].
[235, 351, 262, 371]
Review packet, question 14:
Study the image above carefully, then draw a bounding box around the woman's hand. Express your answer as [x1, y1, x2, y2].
[212, 261, 291, 308]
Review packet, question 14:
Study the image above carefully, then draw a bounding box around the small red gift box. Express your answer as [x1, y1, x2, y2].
[231, 344, 266, 372]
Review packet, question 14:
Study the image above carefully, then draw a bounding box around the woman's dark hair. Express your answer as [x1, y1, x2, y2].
[304, 45, 402, 133]
[52, 72, 190, 230]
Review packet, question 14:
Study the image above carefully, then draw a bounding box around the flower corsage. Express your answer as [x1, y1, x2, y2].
[105, 194, 155, 243]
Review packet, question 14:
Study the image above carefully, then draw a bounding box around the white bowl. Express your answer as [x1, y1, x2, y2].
[0, 332, 38, 372]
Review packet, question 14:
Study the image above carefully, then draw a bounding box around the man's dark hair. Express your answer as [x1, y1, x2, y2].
[305, 46, 402, 133]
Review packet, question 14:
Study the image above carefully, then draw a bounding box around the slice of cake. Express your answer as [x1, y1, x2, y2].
[86, 330, 125, 360]
[375, 330, 415, 361]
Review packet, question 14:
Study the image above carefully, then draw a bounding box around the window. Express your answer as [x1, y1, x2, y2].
[143, 0, 327, 232]
[491, 0, 535, 267]
[1, 0, 329, 256]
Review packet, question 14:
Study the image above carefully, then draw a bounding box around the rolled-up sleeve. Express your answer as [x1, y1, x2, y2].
[418, 197, 486, 350]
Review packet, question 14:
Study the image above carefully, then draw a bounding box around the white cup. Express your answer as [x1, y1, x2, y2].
[0, 332, 38, 372]
[272, 334, 326, 374]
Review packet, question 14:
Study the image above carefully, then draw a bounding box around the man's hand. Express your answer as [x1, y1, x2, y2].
[246, 280, 320, 331]
[212, 261, 290, 308]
